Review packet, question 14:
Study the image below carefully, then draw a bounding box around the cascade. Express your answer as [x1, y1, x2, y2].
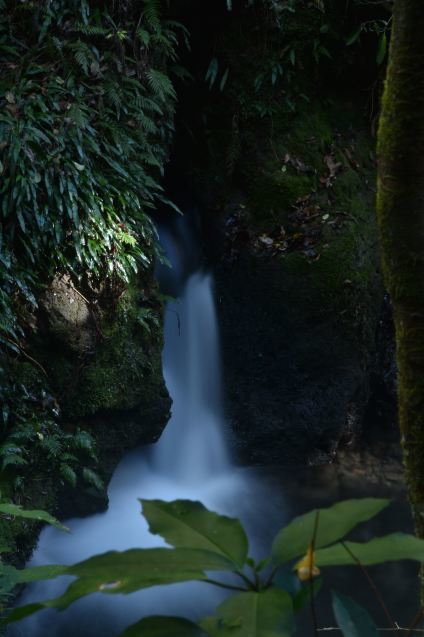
[7, 212, 417, 637]
[8, 213, 271, 637]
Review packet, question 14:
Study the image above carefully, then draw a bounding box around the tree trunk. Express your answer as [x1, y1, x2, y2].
[377, 0, 424, 543]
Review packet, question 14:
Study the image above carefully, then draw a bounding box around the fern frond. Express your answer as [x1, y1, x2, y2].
[74, 23, 110, 37]
[136, 28, 150, 48]
[73, 429, 95, 454]
[142, 0, 161, 33]
[67, 39, 93, 74]
[2, 454, 27, 471]
[60, 463, 77, 487]
[136, 112, 158, 134]
[146, 69, 176, 102]
[104, 82, 123, 116]
[82, 468, 104, 491]
[41, 436, 62, 458]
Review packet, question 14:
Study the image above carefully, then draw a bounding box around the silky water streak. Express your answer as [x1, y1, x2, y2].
[153, 271, 230, 481]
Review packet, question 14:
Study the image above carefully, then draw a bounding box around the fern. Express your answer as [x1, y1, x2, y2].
[142, 0, 161, 34]
[60, 463, 77, 488]
[1, 455, 27, 471]
[104, 82, 124, 117]
[82, 468, 104, 491]
[74, 23, 110, 36]
[136, 28, 151, 48]
[60, 453, 79, 464]
[73, 430, 95, 455]
[40, 436, 62, 459]
[67, 39, 94, 74]
[0, 0, 185, 492]
[136, 112, 158, 134]
[146, 69, 176, 102]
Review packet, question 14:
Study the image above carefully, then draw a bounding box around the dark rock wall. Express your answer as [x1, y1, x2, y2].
[212, 103, 383, 464]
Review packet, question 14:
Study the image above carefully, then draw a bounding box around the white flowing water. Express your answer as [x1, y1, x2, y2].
[9, 222, 280, 637]
[153, 272, 230, 481]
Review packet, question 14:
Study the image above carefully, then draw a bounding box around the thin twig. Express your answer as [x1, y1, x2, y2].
[406, 608, 424, 637]
[310, 511, 321, 637]
[3, 335, 47, 376]
[340, 541, 396, 630]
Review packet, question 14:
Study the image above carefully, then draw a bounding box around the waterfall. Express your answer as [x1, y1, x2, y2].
[8, 214, 268, 637]
[153, 271, 230, 481]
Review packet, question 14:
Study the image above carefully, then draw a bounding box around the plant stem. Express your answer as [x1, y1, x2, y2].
[235, 569, 256, 590]
[264, 566, 278, 589]
[202, 578, 247, 592]
[310, 510, 320, 637]
[340, 541, 396, 630]
[407, 608, 424, 637]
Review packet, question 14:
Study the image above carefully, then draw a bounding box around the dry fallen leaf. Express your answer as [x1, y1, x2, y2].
[324, 154, 343, 178]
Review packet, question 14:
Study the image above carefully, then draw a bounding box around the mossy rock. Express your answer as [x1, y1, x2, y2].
[248, 171, 313, 227]
[215, 99, 383, 464]
[26, 268, 170, 443]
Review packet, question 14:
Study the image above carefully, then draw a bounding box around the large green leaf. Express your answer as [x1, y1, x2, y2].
[140, 499, 249, 567]
[315, 533, 424, 566]
[7, 548, 234, 622]
[271, 499, 389, 566]
[0, 563, 67, 596]
[0, 503, 69, 532]
[200, 589, 294, 637]
[118, 616, 208, 637]
[332, 592, 379, 637]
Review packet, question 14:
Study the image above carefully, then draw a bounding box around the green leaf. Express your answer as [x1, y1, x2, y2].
[200, 589, 294, 637]
[376, 33, 387, 65]
[220, 68, 230, 92]
[346, 27, 362, 46]
[332, 592, 378, 637]
[271, 499, 389, 566]
[315, 533, 424, 566]
[140, 499, 249, 568]
[205, 57, 219, 89]
[0, 503, 69, 532]
[118, 616, 208, 637]
[0, 563, 67, 596]
[8, 548, 234, 621]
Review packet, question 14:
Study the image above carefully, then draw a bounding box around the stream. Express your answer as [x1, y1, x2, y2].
[8, 213, 419, 636]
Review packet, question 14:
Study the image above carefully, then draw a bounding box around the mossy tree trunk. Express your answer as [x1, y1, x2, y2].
[377, 0, 424, 541]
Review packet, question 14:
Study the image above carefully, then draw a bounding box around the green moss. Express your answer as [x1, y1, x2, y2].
[243, 100, 374, 234]
[237, 97, 382, 348]
[248, 171, 312, 228]
[376, 0, 424, 548]
[40, 279, 165, 421]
